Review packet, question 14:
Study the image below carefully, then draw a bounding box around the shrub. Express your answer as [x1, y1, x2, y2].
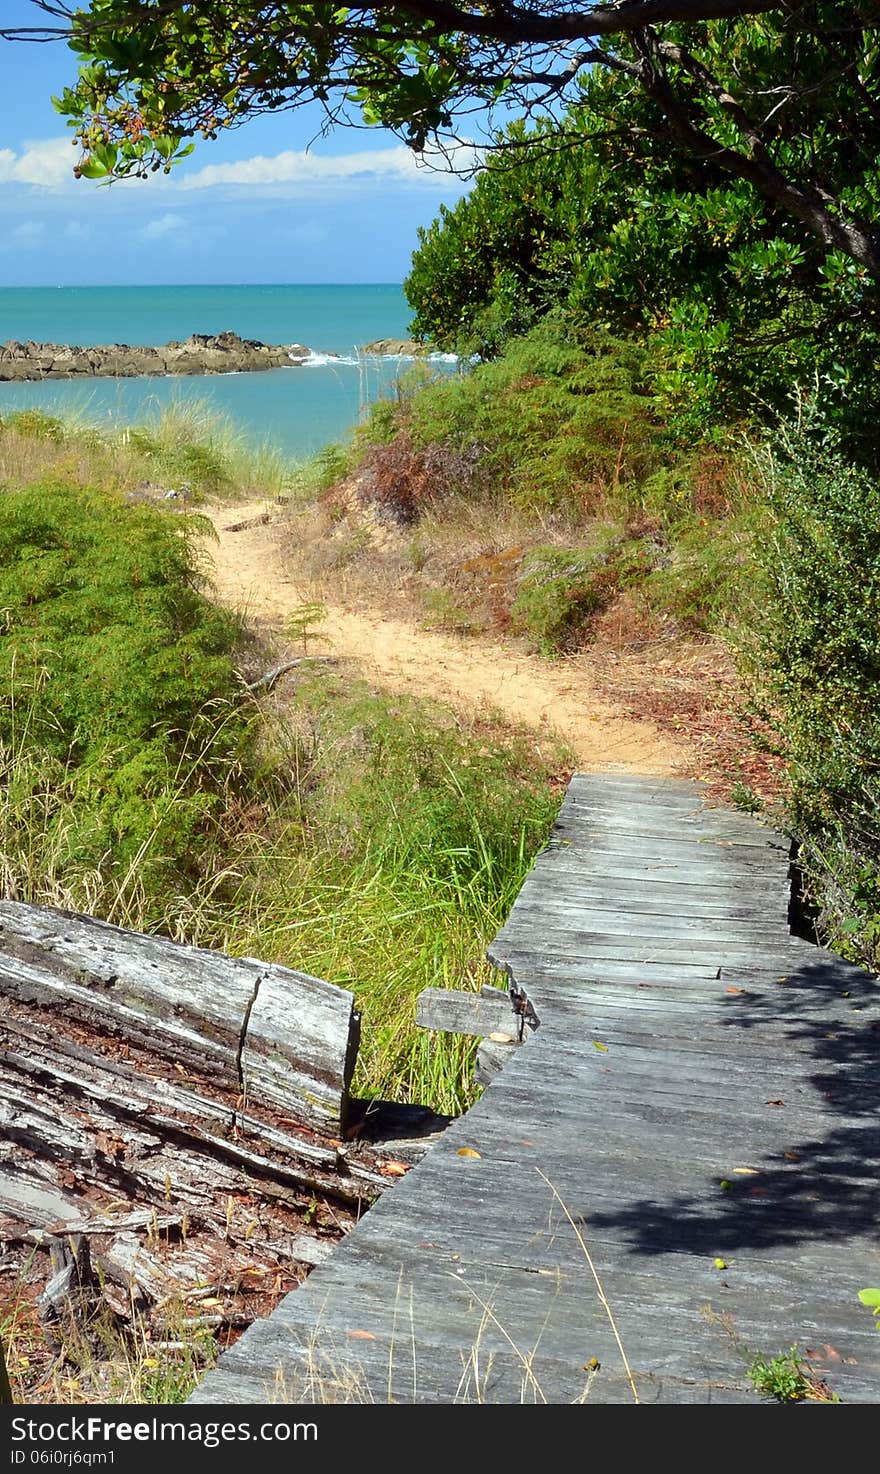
[357, 430, 486, 524]
[359, 320, 672, 519]
[0, 480, 247, 894]
[2, 410, 66, 442]
[744, 424, 880, 961]
[512, 546, 615, 654]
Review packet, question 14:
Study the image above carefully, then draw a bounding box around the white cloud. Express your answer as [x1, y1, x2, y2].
[0, 135, 478, 203]
[139, 212, 186, 240]
[0, 138, 78, 188]
[181, 142, 479, 192]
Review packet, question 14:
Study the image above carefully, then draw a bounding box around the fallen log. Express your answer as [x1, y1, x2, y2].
[0, 899, 358, 1132]
[0, 902, 450, 1396]
[0, 899, 378, 1351]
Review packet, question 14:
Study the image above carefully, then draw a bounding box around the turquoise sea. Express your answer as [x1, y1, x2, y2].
[0, 284, 451, 459]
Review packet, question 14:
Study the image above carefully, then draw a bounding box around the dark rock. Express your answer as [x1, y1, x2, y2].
[0, 331, 309, 382]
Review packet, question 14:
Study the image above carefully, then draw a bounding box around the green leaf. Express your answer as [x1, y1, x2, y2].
[153, 134, 182, 161]
[91, 142, 119, 173]
[858, 1288, 880, 1308]
[77, 157, 112, 180]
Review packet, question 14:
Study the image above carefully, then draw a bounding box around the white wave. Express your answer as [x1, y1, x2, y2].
[357, 349, 460, 364]
[292, 347, 460, 369]
[296, 350, 360, 368]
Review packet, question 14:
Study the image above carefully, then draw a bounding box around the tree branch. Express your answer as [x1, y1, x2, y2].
[626, 27, 880, 276]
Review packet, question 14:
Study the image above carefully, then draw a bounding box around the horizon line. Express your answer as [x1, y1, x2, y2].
[0, 281, 406, 290]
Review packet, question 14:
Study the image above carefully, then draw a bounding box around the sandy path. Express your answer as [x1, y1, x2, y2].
[203, 500, 687, 775]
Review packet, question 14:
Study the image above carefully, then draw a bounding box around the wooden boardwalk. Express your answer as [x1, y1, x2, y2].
[192, 774, 880, 1404]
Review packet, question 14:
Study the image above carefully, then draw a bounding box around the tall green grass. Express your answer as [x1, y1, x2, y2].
[214, 672, 564, 1110]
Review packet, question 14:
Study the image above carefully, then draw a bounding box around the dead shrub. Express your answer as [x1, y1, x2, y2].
[358, 433, 486, 525]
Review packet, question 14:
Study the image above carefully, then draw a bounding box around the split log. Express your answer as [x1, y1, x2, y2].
[0, 901, 452, 1372]
[0, 899, 357, 1132]
[0, 898, 391, 1340]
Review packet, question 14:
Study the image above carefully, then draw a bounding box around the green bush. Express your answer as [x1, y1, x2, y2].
[406, 83, 880, 463]
[0, 480, 247, 893]
[2, 410, 66, 442]
[745, 425, 880, 961]
[360, 320, 672, 518]
[511, 546, 613, 654]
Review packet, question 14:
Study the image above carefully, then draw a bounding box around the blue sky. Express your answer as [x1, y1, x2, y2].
[0, 0, 472, 285]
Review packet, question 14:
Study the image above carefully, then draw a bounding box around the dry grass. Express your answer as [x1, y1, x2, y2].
[0, 404, 292, 505]
[280, 475, 618, 639]
[0, 1260, 220, 1405]
[261, 1174, 637, 1406]
[275, 473, 770, 808]
[587, 638, 786, 807]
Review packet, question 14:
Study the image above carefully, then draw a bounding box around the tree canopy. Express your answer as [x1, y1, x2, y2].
[5, 4, 880, 277]
[405, 86, 880, 455]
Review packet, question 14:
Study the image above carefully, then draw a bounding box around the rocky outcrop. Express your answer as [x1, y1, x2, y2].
[0, 331, 312, 382]
[361, 337, 424, 356]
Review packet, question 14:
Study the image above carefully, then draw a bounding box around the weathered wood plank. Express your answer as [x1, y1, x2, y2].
[496, 881, 789, 920]
[492, 930, 811, 967]
[498, 896, 790, 931]
[240, 963, 358, 1128]
[475, 1036, 521, 1085]
[415, 986, 519, 1039]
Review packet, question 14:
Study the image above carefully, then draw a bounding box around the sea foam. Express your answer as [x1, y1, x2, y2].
[295, 347, 459, 368]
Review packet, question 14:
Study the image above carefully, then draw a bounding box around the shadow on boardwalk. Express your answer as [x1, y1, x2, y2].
[588, 955, 880, 1255]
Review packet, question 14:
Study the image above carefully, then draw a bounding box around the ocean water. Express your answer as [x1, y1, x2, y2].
[0, 284, 453, 459]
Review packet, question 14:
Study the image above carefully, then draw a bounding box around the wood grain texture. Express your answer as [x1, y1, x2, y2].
[191, 774, 880, 1406]
[415, 987, 520, 1039]
[0, 899, 357, 1131]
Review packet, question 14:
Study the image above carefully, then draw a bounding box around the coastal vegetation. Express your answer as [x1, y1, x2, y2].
[0, 409, 567, 1403]
[287, 84, 880, 966]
